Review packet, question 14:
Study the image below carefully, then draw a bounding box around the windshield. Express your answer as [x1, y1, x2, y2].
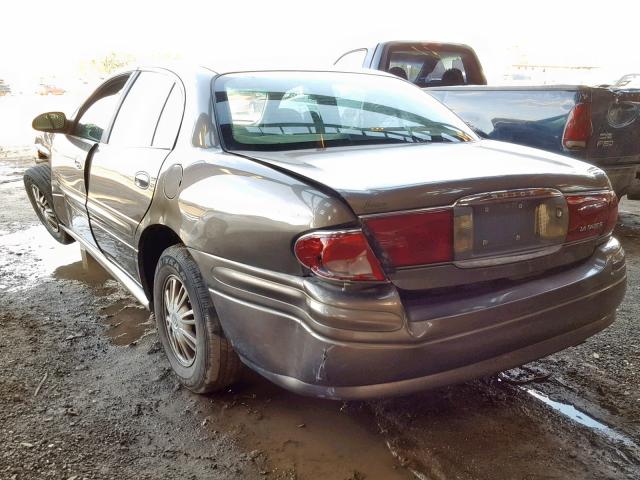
[213, 71, 477, 152]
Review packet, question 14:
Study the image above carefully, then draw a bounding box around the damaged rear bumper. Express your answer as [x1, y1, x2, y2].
[189, 237, 626, 400]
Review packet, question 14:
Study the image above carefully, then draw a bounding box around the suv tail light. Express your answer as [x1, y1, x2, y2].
[566, 191, 618, 242]
[363, 209, 453, 267]
[294, 230, 386, 281]
[563, 103, 592, 150]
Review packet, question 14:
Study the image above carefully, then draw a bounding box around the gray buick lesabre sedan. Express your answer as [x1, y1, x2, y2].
[25, 66, 626, 399]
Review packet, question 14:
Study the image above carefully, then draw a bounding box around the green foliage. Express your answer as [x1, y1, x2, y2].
[91, 52, 133, 74]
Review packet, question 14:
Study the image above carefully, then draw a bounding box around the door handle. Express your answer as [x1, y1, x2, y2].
[134, 172, 150, 190]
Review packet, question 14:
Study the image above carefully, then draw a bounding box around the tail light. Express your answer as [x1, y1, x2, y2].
[362, 209, 453, 267]
[296, 191, 617, 279]
[294, 230, 386, 281]
[563, 103, 592, 150]
[566, 191, 618, 242]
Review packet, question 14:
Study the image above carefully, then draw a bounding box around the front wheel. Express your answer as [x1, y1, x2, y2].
[153, 245, 242, 393]
[23, 165, 74, 244]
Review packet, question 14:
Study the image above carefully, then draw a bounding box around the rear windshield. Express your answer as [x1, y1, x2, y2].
[213, 71, 477, 152]
[384, 44, 485, 87]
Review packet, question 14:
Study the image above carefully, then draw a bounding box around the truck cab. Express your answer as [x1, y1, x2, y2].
[334, 41, 487, 87]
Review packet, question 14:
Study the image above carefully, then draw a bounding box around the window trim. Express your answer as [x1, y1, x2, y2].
[333, 48, 368, 68]
[104, 68, 186, 149]
[150, 83, 176, 148]
[72, 72, 137, 143]
[151, 82, 186, 150]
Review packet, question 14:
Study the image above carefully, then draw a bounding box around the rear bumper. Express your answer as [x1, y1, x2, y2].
[244, 312, 616, 399]
[190, 237, 626, 400]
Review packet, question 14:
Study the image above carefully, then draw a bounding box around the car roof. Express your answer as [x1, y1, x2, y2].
[212, 68, 396, 77]
[376, 40, 476, 50]
[113, 63, 398, 81]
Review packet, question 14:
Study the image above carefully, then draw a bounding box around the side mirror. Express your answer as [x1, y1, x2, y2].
[32, 112, 68, 133]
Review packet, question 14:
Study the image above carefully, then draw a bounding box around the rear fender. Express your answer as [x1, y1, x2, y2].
[138, 148, 357, 276]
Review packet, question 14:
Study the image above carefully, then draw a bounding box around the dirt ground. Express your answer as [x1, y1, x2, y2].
[0, 147, 639, 480]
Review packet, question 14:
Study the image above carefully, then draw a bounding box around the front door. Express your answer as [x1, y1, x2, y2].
[51, 74, 132, 245]
[87, 70, 183, 277]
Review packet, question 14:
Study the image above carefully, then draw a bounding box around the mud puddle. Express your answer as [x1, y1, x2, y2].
[199, 375, 410, 479]
[100, 302, 153, 346]
[367, 378, 640, 479]
[0, 224, 154, 347]
[0, 164, 26, 184]
[0, 148, 32, 184]
[53, 258, 112, 285]
[53, 256, 154, 346]
[526, 388, 638, 449]
[0, 225, 80, 291]
[501, 366, 639, 449]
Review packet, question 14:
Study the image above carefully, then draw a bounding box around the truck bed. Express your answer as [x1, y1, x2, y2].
[428, 85, 640, 194]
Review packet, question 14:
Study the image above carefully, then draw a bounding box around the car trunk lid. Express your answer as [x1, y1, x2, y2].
[234, 140, 610, 215]
[235, 140, 614, 290]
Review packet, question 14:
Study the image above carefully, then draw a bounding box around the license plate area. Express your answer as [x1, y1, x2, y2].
[454, 189, 568, 265]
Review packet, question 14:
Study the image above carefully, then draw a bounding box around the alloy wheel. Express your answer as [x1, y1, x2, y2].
[163, 275, 197, 367]
[31, 184, 59, 232]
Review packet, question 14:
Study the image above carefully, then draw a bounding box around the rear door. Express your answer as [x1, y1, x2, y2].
[51, 74, 132, 244]
[87, 70, 184, 277]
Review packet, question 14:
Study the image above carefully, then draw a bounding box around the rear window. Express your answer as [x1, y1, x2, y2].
[384, 44, 485, 87]
[213, 71, 477, 152]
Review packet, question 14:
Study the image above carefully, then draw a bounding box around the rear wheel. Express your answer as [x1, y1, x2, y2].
[153, 244, 242, 393]
[23, 165, 74, 244]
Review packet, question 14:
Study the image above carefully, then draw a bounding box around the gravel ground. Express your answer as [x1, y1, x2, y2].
[0, 147, 639, 479]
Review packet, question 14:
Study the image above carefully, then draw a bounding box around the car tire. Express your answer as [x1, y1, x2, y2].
[23, 164, 74, 244]
[153, 244, 242, 393]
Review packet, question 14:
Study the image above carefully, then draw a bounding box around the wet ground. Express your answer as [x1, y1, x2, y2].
[1, 148, 639, 479]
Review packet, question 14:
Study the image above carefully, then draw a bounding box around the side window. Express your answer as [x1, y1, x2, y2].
[108, 72, 174, 147]
[334, 49, 367, 70]
[74, 76, 129, 142]
[152, 84, 184, 148]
